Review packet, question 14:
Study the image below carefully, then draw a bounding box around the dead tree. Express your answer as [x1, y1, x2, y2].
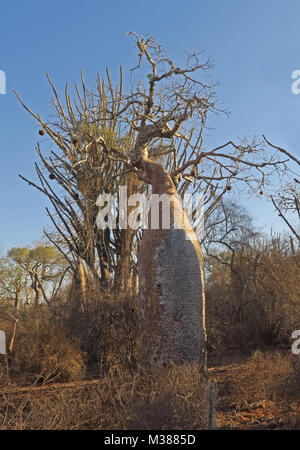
[271, 180, 300, 243]
[262, 137, 300, 243]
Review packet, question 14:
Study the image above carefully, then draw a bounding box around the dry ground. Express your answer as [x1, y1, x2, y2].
[1, 349, 300, 430]
[210, 357, 300, 429]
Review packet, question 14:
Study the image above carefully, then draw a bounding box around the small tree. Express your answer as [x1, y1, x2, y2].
[7, 245, 70, 308]
[0, 257, 28, 309]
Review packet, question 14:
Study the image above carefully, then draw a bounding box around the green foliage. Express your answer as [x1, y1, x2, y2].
[1, 244, 70, 308]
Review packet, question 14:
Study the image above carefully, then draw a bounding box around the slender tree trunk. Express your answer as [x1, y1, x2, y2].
[77, 257, 87, 310]
[69, 257, 88, 313]
[33, 286, 42, 308]
[31, 275, 42, 308]
[115, 228, 134, 293]
[14, 292, 20, 309]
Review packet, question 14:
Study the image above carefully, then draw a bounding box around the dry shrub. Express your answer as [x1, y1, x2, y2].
[124, 364, 208, 430]
[222, 351, 296, 409]
[0, 363, 208, 430]
[206, 239, 300, 357]
[281, 355, 300, 399]
[0, 383, 104, 430]
[0, 363, 6, 385]
[5, 310, 85, 385]
[63, 291, 139, 376]
[0, 289, 139, 386]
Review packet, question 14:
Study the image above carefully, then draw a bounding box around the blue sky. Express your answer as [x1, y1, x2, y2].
[0, 0, 299, 250]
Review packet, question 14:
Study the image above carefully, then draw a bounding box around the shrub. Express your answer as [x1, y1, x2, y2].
[0, 363, 209, 430]
[5, 310, 85, 385]
[221, 351, 295, 409]
[62, 292, 139, 376]
[206, 238, 300, 356]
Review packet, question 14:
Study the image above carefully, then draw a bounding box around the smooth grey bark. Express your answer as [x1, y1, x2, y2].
[137, 161, 207, 372]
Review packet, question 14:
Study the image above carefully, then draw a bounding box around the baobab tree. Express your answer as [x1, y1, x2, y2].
[16, 33, 292, 370]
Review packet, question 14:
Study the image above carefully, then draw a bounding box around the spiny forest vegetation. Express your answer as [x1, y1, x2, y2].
[0, 34, 300, 430]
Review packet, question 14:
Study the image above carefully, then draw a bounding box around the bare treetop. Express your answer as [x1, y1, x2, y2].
[15, 32, 295, 252]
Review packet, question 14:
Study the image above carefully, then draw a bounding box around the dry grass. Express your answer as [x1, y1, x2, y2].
[0, 293, 138, 386]
[0, 310, 85, 386]
[207, 350, 300, 429]
[3, 350, 300, 430]
[0, 363, 208, 430]
[219, 351, 296, 409]
[0, 301, 209, 430]
[1, 241, 300, 430]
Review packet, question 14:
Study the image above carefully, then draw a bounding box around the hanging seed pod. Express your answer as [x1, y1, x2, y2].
[71, 134, 79, 145]
[39, 129, 45, 136]
[49, 173, 55, 180]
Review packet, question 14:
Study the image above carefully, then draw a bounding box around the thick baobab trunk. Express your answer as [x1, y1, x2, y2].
[138, 160, 207, 372]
